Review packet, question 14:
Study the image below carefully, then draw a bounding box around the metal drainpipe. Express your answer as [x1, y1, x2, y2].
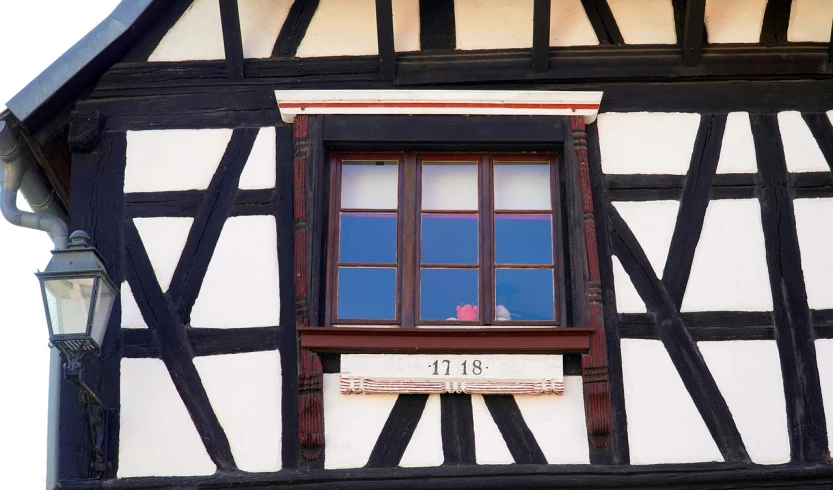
[0, 118, 68, 490]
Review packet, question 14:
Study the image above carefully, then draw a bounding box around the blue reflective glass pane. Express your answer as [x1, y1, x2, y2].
[495, 269, 554, 321]
[420, 268, 479, 321]
[337, 267, 396, 319]
[421, 214, 478, 264]
[340, 213, 397, 263]
[495, 214, 553, 265]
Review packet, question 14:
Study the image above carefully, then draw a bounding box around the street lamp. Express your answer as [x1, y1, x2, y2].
[36, 230, 117, 475]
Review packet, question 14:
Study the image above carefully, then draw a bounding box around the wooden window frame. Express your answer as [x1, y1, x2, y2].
[325, 151, 567, 329]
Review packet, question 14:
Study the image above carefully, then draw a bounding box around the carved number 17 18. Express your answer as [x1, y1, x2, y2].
[431, 359, 482, 376]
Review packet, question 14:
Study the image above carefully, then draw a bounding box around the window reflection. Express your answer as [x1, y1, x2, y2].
[341, 161, 398, 209]
[421, 214, 478, 264]
[338, 267, 396, 320]
[422, 163, 478, 210]
[494, 163, 551, 210]
[340, 213, 397, 263]
[495, 268, 554, 321]
[495, 214, 553, 265]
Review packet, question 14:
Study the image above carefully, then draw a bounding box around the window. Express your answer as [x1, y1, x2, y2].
[326, 152, 563, 328]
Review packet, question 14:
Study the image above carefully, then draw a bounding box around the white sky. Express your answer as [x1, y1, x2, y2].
[0, 1, 120, 488]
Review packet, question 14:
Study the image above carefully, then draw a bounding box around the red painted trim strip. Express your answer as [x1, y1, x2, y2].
[281, 101, 600, 110]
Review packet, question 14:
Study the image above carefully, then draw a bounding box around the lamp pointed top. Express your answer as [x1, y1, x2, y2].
[68, 230, 90, 248]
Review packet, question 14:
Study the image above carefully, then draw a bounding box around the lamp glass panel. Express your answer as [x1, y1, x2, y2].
[43, 277, 95, 336]
[90, 278, 117, 347]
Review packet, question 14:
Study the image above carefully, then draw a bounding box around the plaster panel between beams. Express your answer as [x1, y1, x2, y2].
[779, 111, 831, 173]
[612, 200, 679, 278]
[121, 282, 148, 329]
[296, 0, 420, 57]
[716, 112, 758, 174]
[133, 217, 194, 293]
[323, 373, 399, 469]
[607, 0, 676, 44]
[125, 129, 232, 193]
[793, 198, 833, 309]
[681, 199, 773, 313]
[704, 0, 768, 44]
[514, 377, 590, 464]
[238, 127, 277, 190]
[698, 341, 790, 465]
[612, 256, 647, 313]
[788, 0, 833, 42]
[597, 112, 701, 175]
[118, 358, 215, 477]
[194, 351, 282, 472]
[471, 394, 514, 465]
[190, 215, 280, 328]
[399, 394, 444, 467]
[621, 339, 723, 465]
[148, 0, 292, 61]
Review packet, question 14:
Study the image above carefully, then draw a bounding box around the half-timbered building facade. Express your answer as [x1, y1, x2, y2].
[4, 0, 833, 488]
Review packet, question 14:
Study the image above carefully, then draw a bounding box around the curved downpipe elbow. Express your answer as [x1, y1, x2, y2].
[0, 119, 68, 249]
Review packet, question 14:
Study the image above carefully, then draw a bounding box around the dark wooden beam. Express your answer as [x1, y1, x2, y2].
[750, 114, 828, 462]
[532, 0, 551, 72]
[483, 395, 547, 464]
[122, 327, 279, 358]
[608, 205, 750, 463]
[124, 189, 275, 218]
[366, 395, 429, 467]
[760, 0, 792, 46]
[682, 0, 706, 66]
[441, 395, 476, 464]
[55, 461, 833, 489]
[419, 0, 455, 50]
[620, 312, 776, 341]
[273, 0, 320, 56]
[375, 0, 396, 79]
[219, 0, 245, 81]
[581, 0, 624, 45]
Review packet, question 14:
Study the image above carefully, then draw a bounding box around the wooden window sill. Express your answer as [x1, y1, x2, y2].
[298, 326, 593, 354]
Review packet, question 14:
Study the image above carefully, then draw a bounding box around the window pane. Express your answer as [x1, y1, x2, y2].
[340, 213, 397, 263]
[421, 214, 478, 265]
[420, 268, 479, 321]
[422, 163, 478, 210]
[341, 161, 398, 209]
[337, 267, 396, 319]
[494, 163, 551, 210]
[495, 269, 554, 321]
[495, 214, 553, 265]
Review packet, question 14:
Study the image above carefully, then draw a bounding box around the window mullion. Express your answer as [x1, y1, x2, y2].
[480, 154, 494, 325]
[400, 153, 418, 328]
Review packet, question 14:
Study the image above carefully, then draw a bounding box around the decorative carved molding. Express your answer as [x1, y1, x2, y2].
[571, 116, 613, 449]
[293, 115, 325, 463]
[68, 109, 103, 153]
[340, 377, 565, 395]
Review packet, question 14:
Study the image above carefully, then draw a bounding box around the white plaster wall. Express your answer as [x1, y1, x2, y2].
[454, 0, 597, 49]
[613, 256, 647, 313]
[698, 341, 790, 464]
[681, 199, 773, 312]
[121, 282, 147, 329]
[514, 377, 590, 463]
[238, 127, 276, 190]
[793, 198, 833, 309]
[704, 0, 767, 44]
[597, 113, 701, 175]
[125, 129, 232, 193]
[471, 394, 514, 464]
[118, 358, 215, 477]
[716, 112, 758, 174]
[621, 339, 723, 464]
[190, 216, 280, 328]
[778, 111, 831, 173]
[612, 200, 679, 277]
[149, 0, 292, 61]
[607, 0, 676, 44]
[133, 217, 194, 292]
[194, 351, 281, 472]
[296, 0, 420, 57]
[788, 0, 833, 42]
[399, 394, 444, 467]
[323, 373, 399, 469]
[814, 339, 833, 443]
